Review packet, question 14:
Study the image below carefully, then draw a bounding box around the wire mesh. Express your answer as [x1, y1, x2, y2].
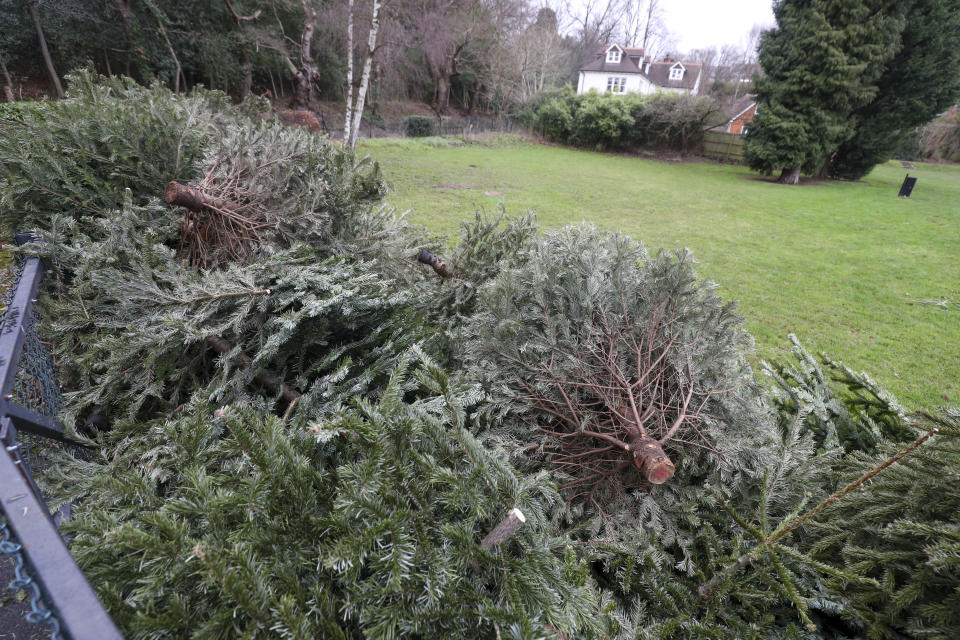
[14, 310, 64, 418]
[12, 309, 70, 477]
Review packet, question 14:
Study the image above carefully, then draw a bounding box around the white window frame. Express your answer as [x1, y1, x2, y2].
[669, 65, 684, 80]
[606, 76, 626, 93]
[606, 49, 622, 64]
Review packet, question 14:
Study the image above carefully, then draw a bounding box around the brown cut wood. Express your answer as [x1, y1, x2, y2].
[629, 437, 675, 484]
[164, 181, 234, 213]
[480, 508, 526, 551]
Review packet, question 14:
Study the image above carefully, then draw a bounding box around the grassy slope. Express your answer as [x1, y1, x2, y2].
[359, 137, 960, 408]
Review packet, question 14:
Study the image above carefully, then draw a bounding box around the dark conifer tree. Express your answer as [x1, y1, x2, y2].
[744, 0, 903, 183]
[827, 0, 960, 179]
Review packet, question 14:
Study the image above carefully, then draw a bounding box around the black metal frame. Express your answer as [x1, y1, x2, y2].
[1, 236, 122, 640]
[898, 173, 918, 198]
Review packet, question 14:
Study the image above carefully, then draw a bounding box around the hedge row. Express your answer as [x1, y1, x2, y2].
[522, 87, 723, 154]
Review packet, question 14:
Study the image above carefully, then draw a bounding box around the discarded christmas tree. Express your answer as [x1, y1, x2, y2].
[462, 225, 774, 543]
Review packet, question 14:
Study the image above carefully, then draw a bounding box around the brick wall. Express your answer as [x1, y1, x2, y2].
[727, 103, 757, 134]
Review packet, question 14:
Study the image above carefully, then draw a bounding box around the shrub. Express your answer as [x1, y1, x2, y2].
[569, 92, 634, 150]
[628, 94, 721, 153]
[403, 115, 435, 137]
[534, 97, 573, 142]
[522, 90, 720, 154]
[917, 114, 960, 162]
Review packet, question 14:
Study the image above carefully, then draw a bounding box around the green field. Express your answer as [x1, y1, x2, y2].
[359, 137, 960, 409]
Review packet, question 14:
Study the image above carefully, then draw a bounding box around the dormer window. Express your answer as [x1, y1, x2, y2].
[606, 48, 622, 64]
[669, 64, 684, 80]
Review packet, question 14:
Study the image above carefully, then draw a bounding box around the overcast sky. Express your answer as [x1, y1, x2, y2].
[663, 0, 775, 51]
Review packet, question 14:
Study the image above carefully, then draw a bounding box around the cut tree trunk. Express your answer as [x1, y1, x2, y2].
[778, 167, 801, 185]
[417, 249, 454, 279]
[165, 181, 232, 212]
[480, 508, 526, 551]
[26, 0, 64, 98]
[628, 437, 675, 484]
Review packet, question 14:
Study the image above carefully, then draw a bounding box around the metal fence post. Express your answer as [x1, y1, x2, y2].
[1, 233, 123, 640]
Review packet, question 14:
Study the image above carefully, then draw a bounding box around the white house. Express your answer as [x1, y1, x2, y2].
[577, 44, 702, 96]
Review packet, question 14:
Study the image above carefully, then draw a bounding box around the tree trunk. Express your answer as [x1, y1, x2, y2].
[347, 0, 381, 150]
[628, 437, 675, 484]
[25, 0, 64, 98]
[165, 181, 232, 212]
[223, 1, 259, 98]
[0, 52, 15, 102]
[240, 52, 252, 98]
[468, 82, 480, 115]
[111, 0, 139, 80]
[154, 16, 183, 94]
[343, 0, 354, 144]
[433, 74, 450, 111]
[296, 0, 317, 107]
[777, 167, 801, 184]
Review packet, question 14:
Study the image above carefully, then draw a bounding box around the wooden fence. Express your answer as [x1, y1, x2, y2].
[701, 130, 744, 163]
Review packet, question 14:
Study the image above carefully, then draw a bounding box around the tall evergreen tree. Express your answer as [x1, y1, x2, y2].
[827, 0, 960, 179]
[744, 0, 903, 183]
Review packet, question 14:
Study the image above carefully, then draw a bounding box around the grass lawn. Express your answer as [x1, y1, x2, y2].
[359, 136, 960, 409]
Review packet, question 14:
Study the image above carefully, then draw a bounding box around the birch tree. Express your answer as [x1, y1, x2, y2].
[343, 0, 382, 150]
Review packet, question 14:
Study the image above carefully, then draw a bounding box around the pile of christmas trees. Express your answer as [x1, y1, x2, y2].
[2, 73, 958, 639]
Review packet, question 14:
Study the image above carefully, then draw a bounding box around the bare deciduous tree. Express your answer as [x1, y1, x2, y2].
[25, 0, 64, 98]
[343, 0, 382, 149]
[224, 0, 262, 98]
